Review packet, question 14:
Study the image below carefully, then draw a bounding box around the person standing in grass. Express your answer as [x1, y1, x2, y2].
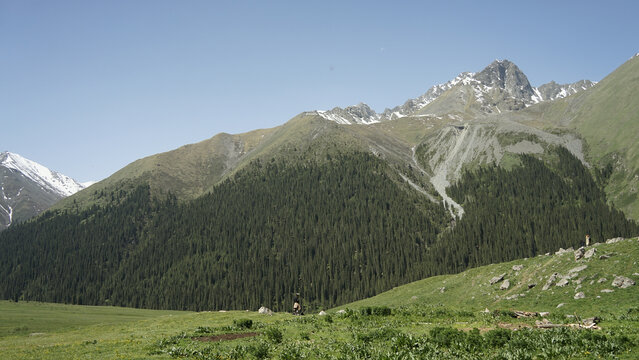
[293, 293, 302, 315]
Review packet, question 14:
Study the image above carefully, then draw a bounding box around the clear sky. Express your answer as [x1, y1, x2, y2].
[2, 0, 638, 182]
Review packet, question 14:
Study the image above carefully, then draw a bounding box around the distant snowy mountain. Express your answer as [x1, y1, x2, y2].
[0, 152, 88, 230]
[315, 60, 596, 124]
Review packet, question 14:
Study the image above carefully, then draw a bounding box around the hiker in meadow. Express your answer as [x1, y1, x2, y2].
[293, 293, 302, 315]
[585, 234, 591, 246]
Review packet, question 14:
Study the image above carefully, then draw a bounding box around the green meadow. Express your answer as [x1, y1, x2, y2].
[2, 238, 638, 359]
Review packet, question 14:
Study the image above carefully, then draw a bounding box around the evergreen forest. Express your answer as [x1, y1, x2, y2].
[0, 149, 636, 311]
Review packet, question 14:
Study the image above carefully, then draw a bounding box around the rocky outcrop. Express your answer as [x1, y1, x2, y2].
[490, 273, 507, 285]
[612, 276, 636, 289]
[500, 279, 511, 290]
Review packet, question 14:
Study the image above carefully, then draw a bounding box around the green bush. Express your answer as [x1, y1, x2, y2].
[264, 327, 283, 344]
[233, 318, 253, 329]
[360, 306, 392, 316]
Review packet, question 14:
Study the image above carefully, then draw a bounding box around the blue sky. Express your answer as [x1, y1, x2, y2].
[2, 0, 638, 182]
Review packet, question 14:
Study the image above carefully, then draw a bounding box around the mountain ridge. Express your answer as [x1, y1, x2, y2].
[314, 59, 596, 124]
[0, 151, 88, 230]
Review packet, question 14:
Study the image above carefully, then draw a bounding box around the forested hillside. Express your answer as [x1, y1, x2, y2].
[1, 148, 636, 311]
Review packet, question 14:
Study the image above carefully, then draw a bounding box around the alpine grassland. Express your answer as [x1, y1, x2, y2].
[2, 238, 638, 359]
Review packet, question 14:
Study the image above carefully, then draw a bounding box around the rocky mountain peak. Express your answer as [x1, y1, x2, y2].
[474, 59, 536, 101]
[314, 59, 595, 124]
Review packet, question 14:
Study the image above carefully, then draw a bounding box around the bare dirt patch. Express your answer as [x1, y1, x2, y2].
[193, 332, 259, 342]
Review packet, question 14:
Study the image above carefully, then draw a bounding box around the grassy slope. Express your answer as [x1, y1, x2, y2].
[531, 56, 639, 219]
[2, 238, 638, 359]
[342, 238, 639, 316]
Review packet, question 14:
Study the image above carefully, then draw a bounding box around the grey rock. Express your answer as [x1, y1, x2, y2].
[583, 317, 600, 326]
[612, 276, 636, 289]
[318, 310, 327, 316]
[539, 312, 550, 317]
[598, 277, 607, 283]
[337, 309, 346, 314]
[500, 279, 511, 290]
[599, 254, 611, 260]
[574, 292, 585, 299]
[512, 264, 524, 271]
[557, 303, 565, 308]
[440, 287, 446, 293]
[584, 248, 597, 259]
[606, 237, 624, 244]
[258, 306, 273, 315]
[490, 273, 507, 285]
[555, 247, 573, 255]
[556, 278, 569, 287]
[574, 247, 586, 261]
[527, 283, 537, 289]
[601, 289, 614, 293]
[568, 265, 588, 273]
[543, 273, 559, 290]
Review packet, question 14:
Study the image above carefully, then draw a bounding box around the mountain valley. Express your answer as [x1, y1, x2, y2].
[1, 55, 638, 314]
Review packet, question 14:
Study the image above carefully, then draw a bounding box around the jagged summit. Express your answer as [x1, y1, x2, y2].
[315, 59, 596, 124]
[474, 59, 536, 101]
[315, 103, 380, 125]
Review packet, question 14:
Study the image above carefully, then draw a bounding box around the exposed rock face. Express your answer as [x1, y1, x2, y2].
[318, 311, 327, 316]
[536, 80, 596, 101]
[574, 247, 586, 261]
[574, 292, 585, 299]
[569, 265, 588, 273]
[543, 273, 559, 290]
[528, 283, 537, 289]
[500, 279, 511, 290]
[490, 273, 507, 285]
[606, 237, 625, 244]
[474, 60, 535, 106]
[556, 278, 569, 287]
[584, 248, 597, 259]
[555, 247, 573, 255]
[512, 265, 523, 271]
[612, 276, 636, 289]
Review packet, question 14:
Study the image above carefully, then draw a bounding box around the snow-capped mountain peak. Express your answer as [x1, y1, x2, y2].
[313, 59, 596, 125]
[1, 152, 86, 197]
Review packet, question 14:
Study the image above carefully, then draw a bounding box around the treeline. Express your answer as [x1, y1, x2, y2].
[424, 147, 638, 274]
[0, 148, 636, 312]
[0, 153, 447, 311]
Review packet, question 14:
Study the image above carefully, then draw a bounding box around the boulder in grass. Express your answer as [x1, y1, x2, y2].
[512, 265, 523, 271]
[318, 311, 327, 316]
[490, 273, 507, 285]
[574, 292, 585, 300]
[500, 279, 511, 290]
[606, 237, 624, 244]
[584, 248, 597, 259]
[612, 276, 636, 289]
[574, 247, 585, 261]
[258, 306, 273, 315]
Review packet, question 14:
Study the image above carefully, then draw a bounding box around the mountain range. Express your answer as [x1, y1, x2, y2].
[1, 54, 638, 311]
[0, 152, 88, 231]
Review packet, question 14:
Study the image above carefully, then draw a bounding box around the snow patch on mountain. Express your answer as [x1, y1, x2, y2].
[1, 152, 86, 197]
[313, 59, 596, 125]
